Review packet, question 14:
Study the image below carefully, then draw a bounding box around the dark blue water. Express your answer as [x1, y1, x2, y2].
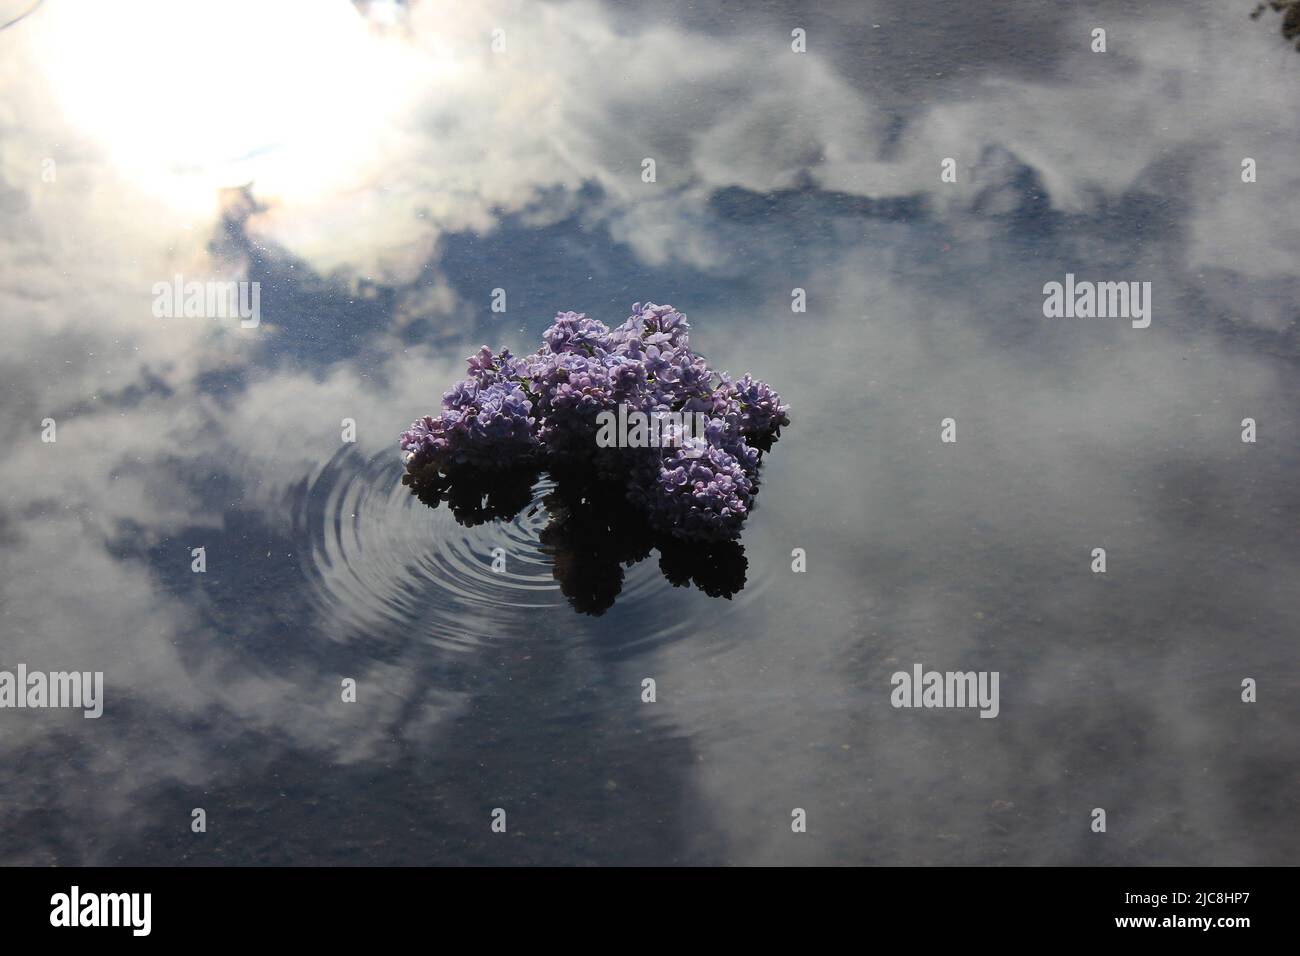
[0, 0, 1296, 865]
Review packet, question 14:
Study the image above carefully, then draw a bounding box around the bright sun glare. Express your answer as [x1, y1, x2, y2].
[34, 0, 426, 215]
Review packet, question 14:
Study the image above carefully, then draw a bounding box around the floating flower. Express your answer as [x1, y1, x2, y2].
[400, 303, 789, 541]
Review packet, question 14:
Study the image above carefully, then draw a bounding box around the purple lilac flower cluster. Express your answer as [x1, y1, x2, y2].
[400, 303, 790, 541]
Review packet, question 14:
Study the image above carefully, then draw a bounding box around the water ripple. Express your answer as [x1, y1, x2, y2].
[294, 447, 563, 652]
[292, 446, 780, 654]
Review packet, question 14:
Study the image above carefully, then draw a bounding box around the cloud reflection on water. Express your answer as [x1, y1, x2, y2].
[0, 0, 1296, 864]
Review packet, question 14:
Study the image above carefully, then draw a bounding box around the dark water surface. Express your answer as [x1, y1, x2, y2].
[0, 0, 1297, 865]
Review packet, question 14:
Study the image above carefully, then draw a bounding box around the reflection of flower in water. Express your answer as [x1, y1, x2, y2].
[404, 464, 748, 616]
[402, 465, 540, 528]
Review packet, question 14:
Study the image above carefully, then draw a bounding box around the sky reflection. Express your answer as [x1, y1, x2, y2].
[0, 0, 1296, 865]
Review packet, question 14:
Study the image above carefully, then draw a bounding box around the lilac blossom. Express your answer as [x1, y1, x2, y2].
[399, 303, 789, 541]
